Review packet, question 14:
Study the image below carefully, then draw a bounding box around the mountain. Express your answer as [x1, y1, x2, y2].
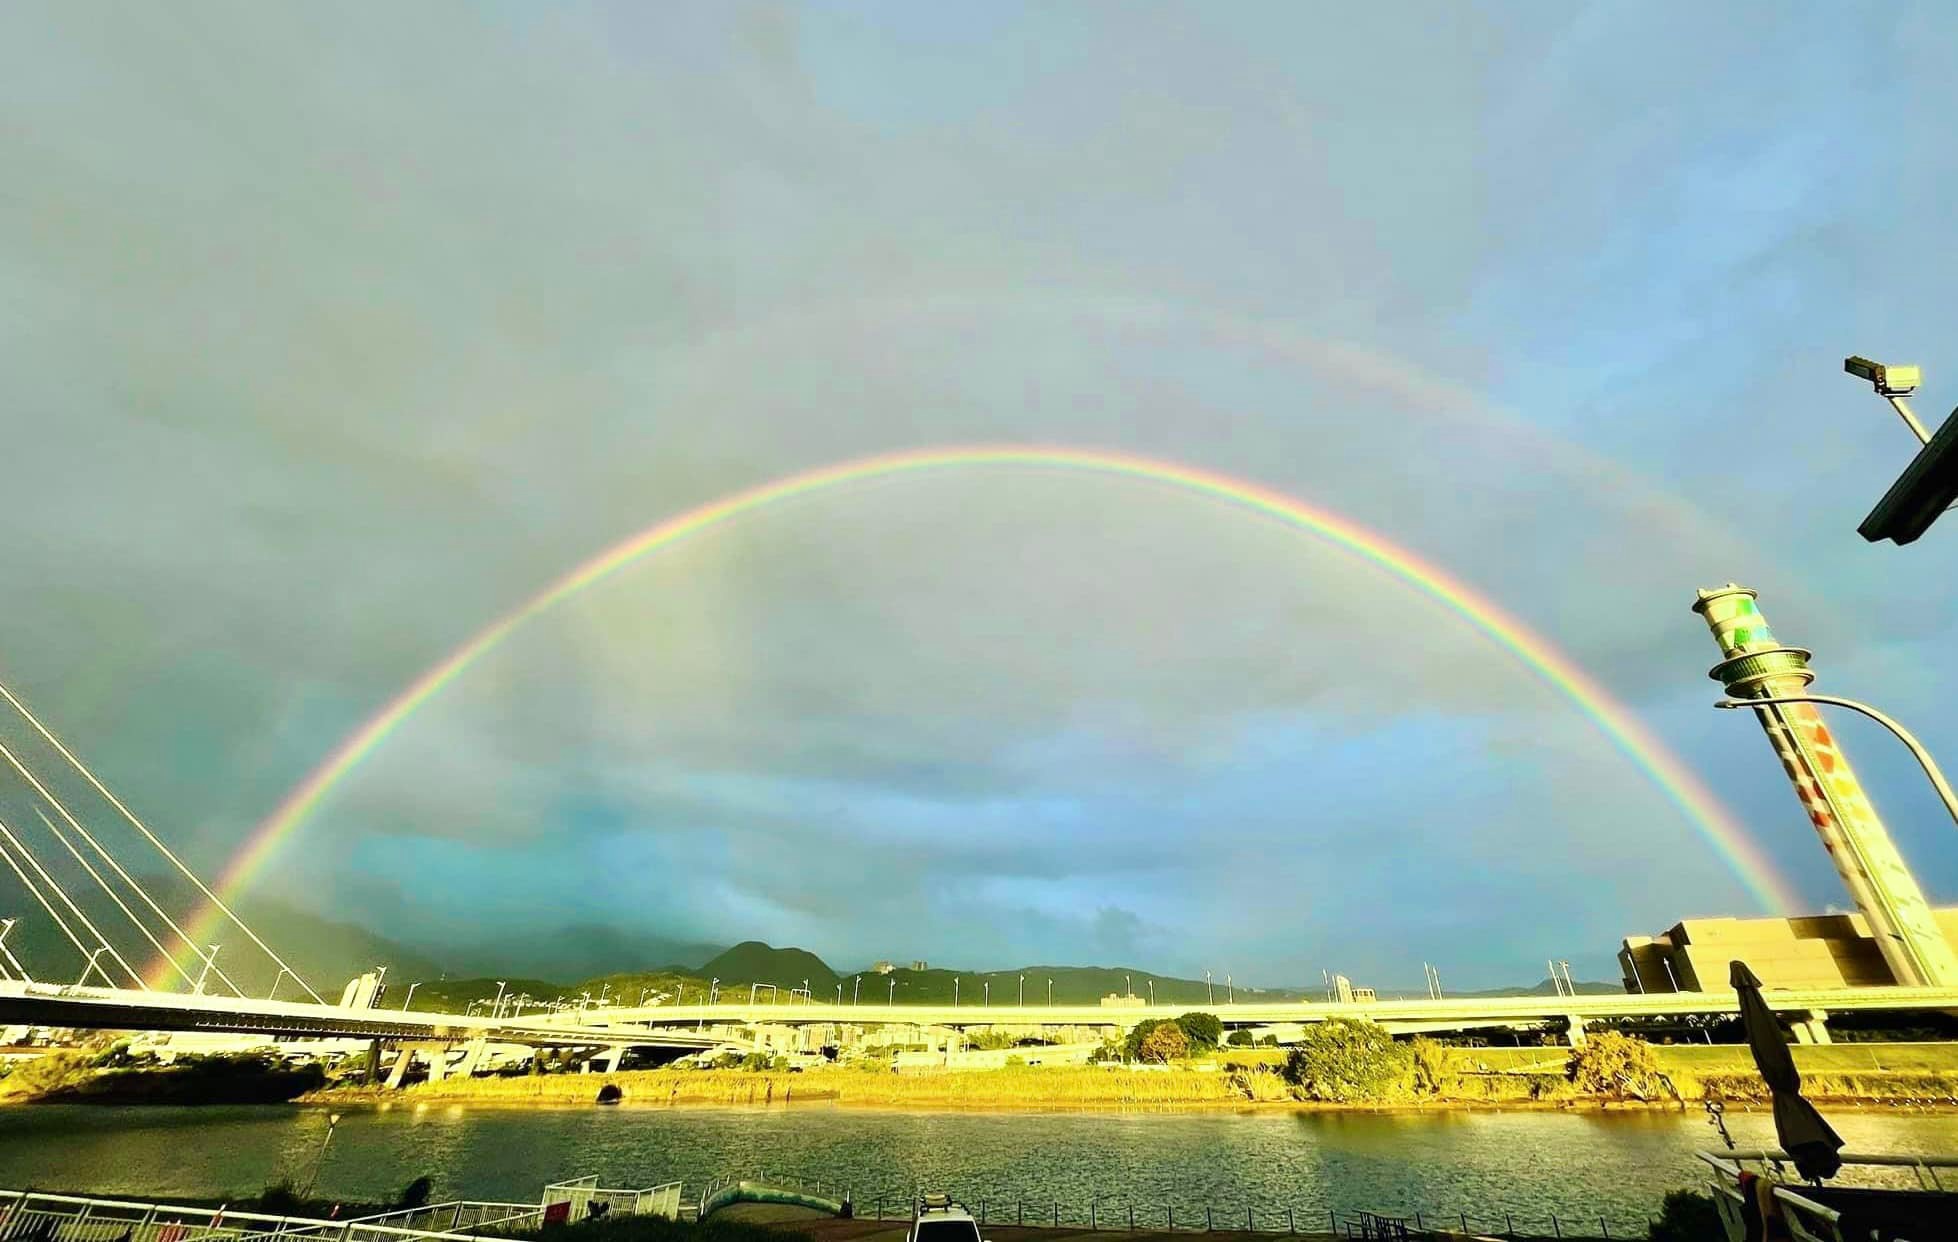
[696, 941, 840, 993]
[0, 888, 444, 1000]
[420, 926, 725, 982]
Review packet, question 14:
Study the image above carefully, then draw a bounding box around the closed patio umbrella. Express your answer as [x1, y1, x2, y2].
[1730, 959, 1842, 1183]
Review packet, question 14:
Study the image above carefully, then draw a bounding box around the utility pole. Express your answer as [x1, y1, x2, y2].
[1206, 970, 1213, 1005]
[1047, 978, 1053, 1006]
[853, 976, 861, 1005]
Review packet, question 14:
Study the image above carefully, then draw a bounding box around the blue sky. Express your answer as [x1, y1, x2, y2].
[3, 2, 1957, 988]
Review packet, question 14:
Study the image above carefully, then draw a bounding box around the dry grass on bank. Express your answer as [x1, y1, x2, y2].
[316, 1041, 1958, 1111]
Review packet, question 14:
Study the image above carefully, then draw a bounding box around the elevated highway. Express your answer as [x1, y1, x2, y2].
[548, 984, 1958, 1041]
[0, 980, 721, 1050]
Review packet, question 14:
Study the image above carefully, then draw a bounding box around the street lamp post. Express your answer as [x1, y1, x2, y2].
[403, 982, 421, 1011]
[268, 966, 293, 1001]
[1716, 694, 1958, 828]
[888, 977, 895, 1004]
[836, 983, 843, 1005]
[954, 978, 960, 1006]
[194, 945, 221, 996]
[493, 981, 508, 1019]
[1226, 974, 1233, 1004]
[1206, 970, 1213, 1006]
[1147, 980, 1155, 1007]
[983, 981, 989, 1007]
[1018, 975, 1024, 1006]
[77, 946, 109, 987]
[1047, 978, 1053, 1006]
[853, 976, 861, 1005]
[711, 977, 720, 1004]
[302, 1113, 342, 1197]
[0, 918, 24, 982]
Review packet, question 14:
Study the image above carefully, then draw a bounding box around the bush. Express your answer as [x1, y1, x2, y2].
[1567, 1031, 1666, 1098]
[1226, 1030, 1253, 1047]
[1258, 1034, 1279, 1047]
[1648, 1190, 1719, 1242]
[400, 1177, 435, 1209]
[1409, 1037, 1450, 1095]
[1175, 1012, 1223, 1051]
[1138, 1023, 1190, 1064]
[1281, 1020, 1410, 1102]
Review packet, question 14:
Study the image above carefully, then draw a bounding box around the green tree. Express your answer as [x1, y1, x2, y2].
[1566, 1031, 1665, 1098]
[1281, 1019, 1410, 1102]
[1175, 1012, 1223, 1051]
[1138, 1022, 1190, 1064]
[1123, 1019, 1166, 1061]
[1226, 1029, 1253, 1047]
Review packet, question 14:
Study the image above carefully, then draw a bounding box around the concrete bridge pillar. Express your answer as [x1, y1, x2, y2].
[599, 1046, 625, 1073]
[1564, 1015, 1588, 1047]
[384, 1045, 416, 1090]
[1791, 1009, 1833, 1045]
[454, 1037, 490, 1077]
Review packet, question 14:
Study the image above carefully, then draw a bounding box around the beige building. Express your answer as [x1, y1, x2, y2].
[1621, 908, 1958, 992]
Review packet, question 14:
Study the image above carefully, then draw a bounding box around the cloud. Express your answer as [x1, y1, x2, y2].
[3, 3, 1955, 989]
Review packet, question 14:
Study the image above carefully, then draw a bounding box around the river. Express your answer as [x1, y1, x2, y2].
[4, 1104, 1956, 1234]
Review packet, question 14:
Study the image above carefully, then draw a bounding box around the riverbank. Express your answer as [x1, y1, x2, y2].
[0, 1050, 324, 1106]
[313, 1043, 1958, 1112]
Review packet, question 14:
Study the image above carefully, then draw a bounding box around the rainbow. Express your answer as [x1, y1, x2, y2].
[150, 446, 1798, 984]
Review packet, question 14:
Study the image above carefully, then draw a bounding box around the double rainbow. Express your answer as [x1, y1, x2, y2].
[149, 446, 1795, 984]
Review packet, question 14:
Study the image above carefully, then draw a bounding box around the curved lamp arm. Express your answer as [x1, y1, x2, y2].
[1716, 692, 1958, 829]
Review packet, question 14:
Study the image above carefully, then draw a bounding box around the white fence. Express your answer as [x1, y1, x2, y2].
[0, 1192, 531, 1242]
[541, 1179, 682, 1223]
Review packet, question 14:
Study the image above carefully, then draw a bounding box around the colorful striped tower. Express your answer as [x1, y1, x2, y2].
[1694, 585, 1958, 987]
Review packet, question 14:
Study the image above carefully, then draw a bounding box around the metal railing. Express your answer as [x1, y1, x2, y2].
[0, 1192, 537, 1242]
[339, 1204, 541, 1236]
[541, 1179, 681, 1223]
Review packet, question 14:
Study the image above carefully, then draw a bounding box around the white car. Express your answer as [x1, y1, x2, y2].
[909, 1195, 982, 1242]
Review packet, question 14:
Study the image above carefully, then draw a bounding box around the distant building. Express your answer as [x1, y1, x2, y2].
[1328, 974, 1375, 1005]
[1099, 993, 1144, 1008]
[909, 961, 928, 972]
[871, 962, 895, 974]
[1621, 908, 1958, 992]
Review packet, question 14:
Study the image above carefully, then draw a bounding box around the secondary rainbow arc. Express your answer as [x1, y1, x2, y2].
[148, 446, 1797, 985]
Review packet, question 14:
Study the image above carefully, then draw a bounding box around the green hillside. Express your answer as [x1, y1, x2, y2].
[695, 941, 840, 993]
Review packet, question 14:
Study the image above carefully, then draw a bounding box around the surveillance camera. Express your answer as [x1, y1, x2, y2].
[1844, 356, 1920, 396]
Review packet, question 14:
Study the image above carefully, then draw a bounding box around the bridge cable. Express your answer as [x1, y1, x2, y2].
[0, 815, 144, 986]
[32, 805, 230, 996]
[0, 824, 91, 968]
[0, 734, 234, 994]
[0, 677, 326, 1003]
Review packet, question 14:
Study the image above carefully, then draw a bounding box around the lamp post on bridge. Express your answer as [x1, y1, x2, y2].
[493, 981, 508, 1019]
[954, 977, 960, 1006]
[193, 945, 221, 996]
[983, 981, 989, 1007]
[888, 977, 895, 1005]
[1018, 975, 1024, 1006]
[1206, 970, 1213, 1005]
[710, 977, 720, 1004]
[1226, 974, 1233, 1004]
[76, 945, 109, 988]
[1047, 978, 1053, 1006]
[853, 976, 861, 1005]
[0, 918, 24, 982]
[268, 966, 292, 1001]
[403, 982, 421, 1011]
[836, 983, 843, 1004]
[1147, 980, 1155, 1007]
